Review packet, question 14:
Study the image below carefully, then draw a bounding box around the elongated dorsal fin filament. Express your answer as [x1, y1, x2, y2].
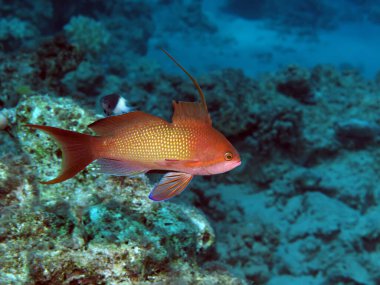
[161, 48, 208, 113]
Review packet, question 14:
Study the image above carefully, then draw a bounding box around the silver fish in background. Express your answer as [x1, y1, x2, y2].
[0, 108, 14, 138]
[98, 93, 133, 116]
[0, 110, 8, 131]
[334, 118, 380, 148]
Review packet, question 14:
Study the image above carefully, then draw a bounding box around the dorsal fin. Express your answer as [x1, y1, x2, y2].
[172, 101, 211, 125]
[88, 111, 167, 136]
[161, 49, 211, 124]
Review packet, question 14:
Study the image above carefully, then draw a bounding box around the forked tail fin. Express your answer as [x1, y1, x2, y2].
[26, 124, 96, 184]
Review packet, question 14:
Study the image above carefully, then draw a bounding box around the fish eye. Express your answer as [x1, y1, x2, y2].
[224, 152, 233, 161]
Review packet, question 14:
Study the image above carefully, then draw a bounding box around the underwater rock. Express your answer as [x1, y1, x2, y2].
[284, 192, 359, 241]
[16, 94, 96, 198]
[0, 108, 18, 155]
[0, 94, 246, 284]
[312, 151, 380, 212]
[246, 107, 303, 157]
[0, 53, 37, 108]
[196, 184, 280, 284]
[0, 17, 38, 51]
[274, 190, 380, 284]
[267, 275, 323, 285]
[202, 143, 380, 284]
[0, 0, 53, 34]
[1, 1, 380, 283]
[64, 16, 111, 54]
[35, 36, 84, 92]
[293, 170, 322, 193]
[0, 199, 228, 284]
[325, 254, 372, 285]
[311, 64, 372, 91]
[276, 65, 316, 104]
[0, 155, 34, 208]
[169, 62, 380, 283]
[61, 60, 106, 97]
[326, 206, 380, 284]
[334, 118, 380, 149]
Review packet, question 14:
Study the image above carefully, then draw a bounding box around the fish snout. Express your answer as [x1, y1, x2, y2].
[233, 159, 241, 168]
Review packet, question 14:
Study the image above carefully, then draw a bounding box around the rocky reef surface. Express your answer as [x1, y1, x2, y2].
[1, 0, 380, 284]
[182, 66, 380, 284]
[0, 95, 245, 284]
[1, 63, 379, 285]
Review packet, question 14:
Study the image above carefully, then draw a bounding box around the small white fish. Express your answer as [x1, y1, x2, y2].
[98, 93, 133, 116]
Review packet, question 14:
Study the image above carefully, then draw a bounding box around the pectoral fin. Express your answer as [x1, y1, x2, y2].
[149, 172, 193, 201]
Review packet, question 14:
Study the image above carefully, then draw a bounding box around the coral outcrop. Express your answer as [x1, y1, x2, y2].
[0, 17, 37, 51]
[0, 95, 245, 284]
[1, 1, 380, 283]
[183, 65, 380, 284]
[64, 16, 111, 54]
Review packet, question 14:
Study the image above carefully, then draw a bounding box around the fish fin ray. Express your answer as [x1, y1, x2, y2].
[161, 49, 208, 112]
[149, 172, 193, 201]
[172, 101, 211, 125]
[89, 111, 168, 136]
[97, 158, 147, 177]
[26, 124, 96, 184]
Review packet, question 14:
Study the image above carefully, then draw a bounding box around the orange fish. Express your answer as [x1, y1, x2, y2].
[26, 50, 241, 201]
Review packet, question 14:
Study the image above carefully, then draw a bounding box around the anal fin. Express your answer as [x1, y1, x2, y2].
[149, 172, 193, 201]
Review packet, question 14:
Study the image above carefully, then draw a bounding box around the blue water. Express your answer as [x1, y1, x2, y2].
[151, 0, 380, 79]
[1, 1, 380, 284]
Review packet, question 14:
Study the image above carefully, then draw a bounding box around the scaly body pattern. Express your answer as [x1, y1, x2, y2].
[27, 50, 241, 201]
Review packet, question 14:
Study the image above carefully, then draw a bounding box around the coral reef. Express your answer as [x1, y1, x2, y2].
[181, 65, 380, 284]
[0, 0, 53, 34]
[334, 118, 380, 149]
[275, 65, 316, 104]
[64, 16, 111, 54]
[1, 1, 380, 284]
[0, 94, 245, 284]
[35, 36, 84, 93]
[0, 52, 37, 108]
[0, 17, 37, 51]
[2, 53, 379, 285]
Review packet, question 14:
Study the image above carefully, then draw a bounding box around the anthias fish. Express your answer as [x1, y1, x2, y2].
[27, 50, 241, 201]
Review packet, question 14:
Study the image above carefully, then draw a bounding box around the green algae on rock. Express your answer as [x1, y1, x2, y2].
[0, 94, 245, 284]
